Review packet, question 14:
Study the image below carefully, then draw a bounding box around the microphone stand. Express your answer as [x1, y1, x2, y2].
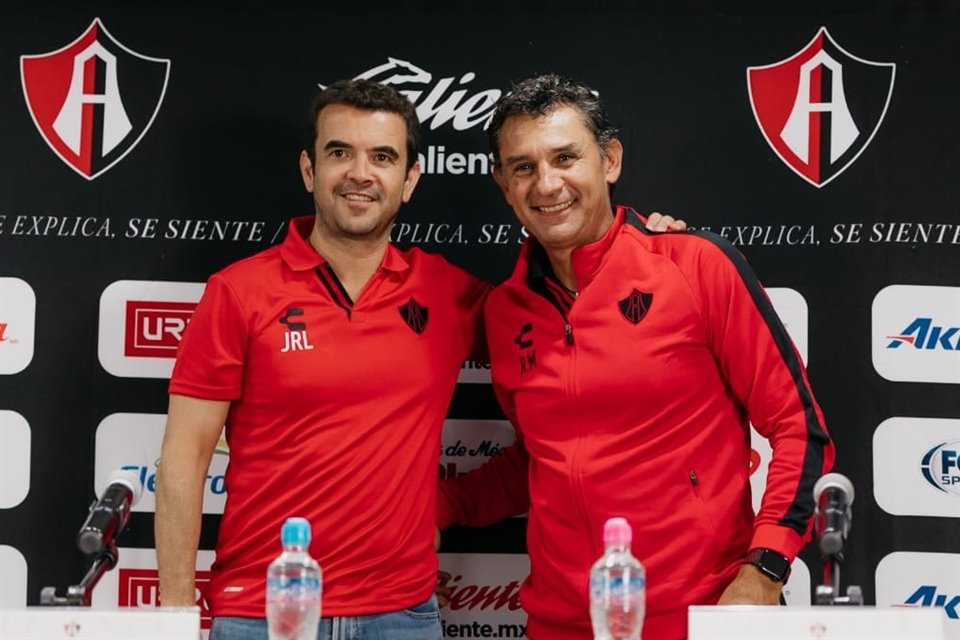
[815, 548, 863, 606]
[40, 541, 119, 607]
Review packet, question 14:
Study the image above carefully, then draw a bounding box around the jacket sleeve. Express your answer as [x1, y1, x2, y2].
[691, 233, 835, 561]
[436, 380, 530, 529]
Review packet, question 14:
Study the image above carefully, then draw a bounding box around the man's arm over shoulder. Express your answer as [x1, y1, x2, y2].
[155, 394, 228, 606]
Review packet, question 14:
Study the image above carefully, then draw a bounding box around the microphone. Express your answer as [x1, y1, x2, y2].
[76, 469, 143, 555]
[813, 472, 855, 556]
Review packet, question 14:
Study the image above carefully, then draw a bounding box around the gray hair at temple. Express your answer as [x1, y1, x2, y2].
[487, 74, 620, 167]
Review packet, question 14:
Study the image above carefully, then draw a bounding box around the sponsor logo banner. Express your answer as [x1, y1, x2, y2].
[98, 280, 204, 378]
[877, 552, 960, 627]
[91, 547, 215, 632]
[873, 417, 960, 518]
[747, 26, 895, 188]
[438, 553, 528, 638]
[872, 285, 960, 384]
[95, 413, 227, 514]
[20, 18, 170, 180]
[0, 278, 36, 375]
[0, 545, 28, 608]
[458, 359, 492, 384]
[440, 420, 516, 481]
[0, 411, 31, 509]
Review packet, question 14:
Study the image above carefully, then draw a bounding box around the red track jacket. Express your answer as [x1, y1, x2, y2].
[438, 206, 834, 639]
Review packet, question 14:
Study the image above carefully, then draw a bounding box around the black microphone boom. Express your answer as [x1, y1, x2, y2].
[76, 469, 143, 555]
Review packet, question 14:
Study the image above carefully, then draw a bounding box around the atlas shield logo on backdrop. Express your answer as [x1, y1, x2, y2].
[873, 417, 960, 518]
[20, 18, 170, 180]
[747, 27, 895, 187]
[99, 280, 204, 378]
[872, 285, 960, 384]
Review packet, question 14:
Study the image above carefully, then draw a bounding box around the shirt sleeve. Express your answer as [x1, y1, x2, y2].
[436, 380, 530, 529]
[450, 265, 492, 364]
[168, 273, 249, 401]
[691, 233, 835, 561]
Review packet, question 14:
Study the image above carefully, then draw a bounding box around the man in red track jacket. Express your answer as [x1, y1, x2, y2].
[437, 74, 834, 640]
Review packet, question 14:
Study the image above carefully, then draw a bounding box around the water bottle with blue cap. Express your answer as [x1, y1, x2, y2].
[266, 516, 322, 640]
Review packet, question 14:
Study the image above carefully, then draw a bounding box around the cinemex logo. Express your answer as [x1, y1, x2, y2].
[921, 441, 960, 495]
[117, 568, 213, 629]
[125, 300, 195, 357]
[99, 280, 204, 378]
[872, 285, 960, 384]
[747, 27, 895, 187]
[0, 278, 37, 375]
[20, 18, 170, 180]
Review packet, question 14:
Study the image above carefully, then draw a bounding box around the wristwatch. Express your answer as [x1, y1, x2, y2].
[746, 548, 791, 583]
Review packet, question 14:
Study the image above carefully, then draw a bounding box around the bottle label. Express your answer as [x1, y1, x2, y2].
[267, 576, 321, 590]
[590, 575, 645, 599]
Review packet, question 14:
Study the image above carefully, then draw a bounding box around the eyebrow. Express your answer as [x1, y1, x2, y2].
[504, 143, 581, 167]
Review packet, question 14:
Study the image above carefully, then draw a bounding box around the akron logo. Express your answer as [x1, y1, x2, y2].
[20, 18, 170, 180]
[747, 27, 895, 188]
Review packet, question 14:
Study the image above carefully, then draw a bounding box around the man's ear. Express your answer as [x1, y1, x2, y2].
[603, 138, 623, 185]
[401, 160, 423, 203]
[299, 150, 315, 193]
[492, 166, 509, 197]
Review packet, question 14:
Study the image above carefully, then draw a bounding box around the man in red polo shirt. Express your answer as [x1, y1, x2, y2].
[155, 80, 490, 639]
[437, 75, 835, 640]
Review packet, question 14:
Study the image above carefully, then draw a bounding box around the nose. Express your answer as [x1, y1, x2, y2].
[534, 164, 562, 196]
[345, 155, 373, 183]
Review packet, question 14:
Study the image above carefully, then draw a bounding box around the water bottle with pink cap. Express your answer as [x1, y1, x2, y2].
[589, 517, 645, 640]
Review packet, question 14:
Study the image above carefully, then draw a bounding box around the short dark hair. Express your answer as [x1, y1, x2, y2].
[305, 79, 422, 171]
[488, 74, 619, 166]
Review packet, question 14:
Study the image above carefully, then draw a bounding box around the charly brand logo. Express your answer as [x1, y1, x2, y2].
[20, 18, 170, 180]
[279, 307, 315, 353]
[921, 441, 960, 495]
[747, 27, 895, 188]
[514, 322, 536, 374]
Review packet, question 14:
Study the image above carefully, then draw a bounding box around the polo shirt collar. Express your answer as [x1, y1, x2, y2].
[279, 215, 410, 273]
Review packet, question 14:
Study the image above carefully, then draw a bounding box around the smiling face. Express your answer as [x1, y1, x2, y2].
[299, 104, 421, 244]
[493, 105, 622, 255]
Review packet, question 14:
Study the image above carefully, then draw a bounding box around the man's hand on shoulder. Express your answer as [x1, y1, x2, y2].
[645, 212, 687, 233]
[717, 564, 783, 605]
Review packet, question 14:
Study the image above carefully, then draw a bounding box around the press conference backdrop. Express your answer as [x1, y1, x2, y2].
[1, 1, 958, 636]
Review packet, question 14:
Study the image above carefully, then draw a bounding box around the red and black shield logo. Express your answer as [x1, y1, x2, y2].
[399, 298, 429, 334]
[618, 289, 653, 325]
[747, 27, 895, 188]
[20, 18, 170, 180]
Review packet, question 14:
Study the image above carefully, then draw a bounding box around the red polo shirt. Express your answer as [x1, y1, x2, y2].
[170, 215, 487, 618]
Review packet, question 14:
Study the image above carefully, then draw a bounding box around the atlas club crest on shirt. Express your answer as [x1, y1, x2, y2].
[20, 18, 170, 180]
[747, 27, 895, 188]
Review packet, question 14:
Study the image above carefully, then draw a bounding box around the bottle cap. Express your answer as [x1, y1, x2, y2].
[603, 517, 632, 547]
[281, 517, 311, 546]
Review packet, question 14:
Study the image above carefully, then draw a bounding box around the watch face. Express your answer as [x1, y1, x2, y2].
[750, 548, 790, 582]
